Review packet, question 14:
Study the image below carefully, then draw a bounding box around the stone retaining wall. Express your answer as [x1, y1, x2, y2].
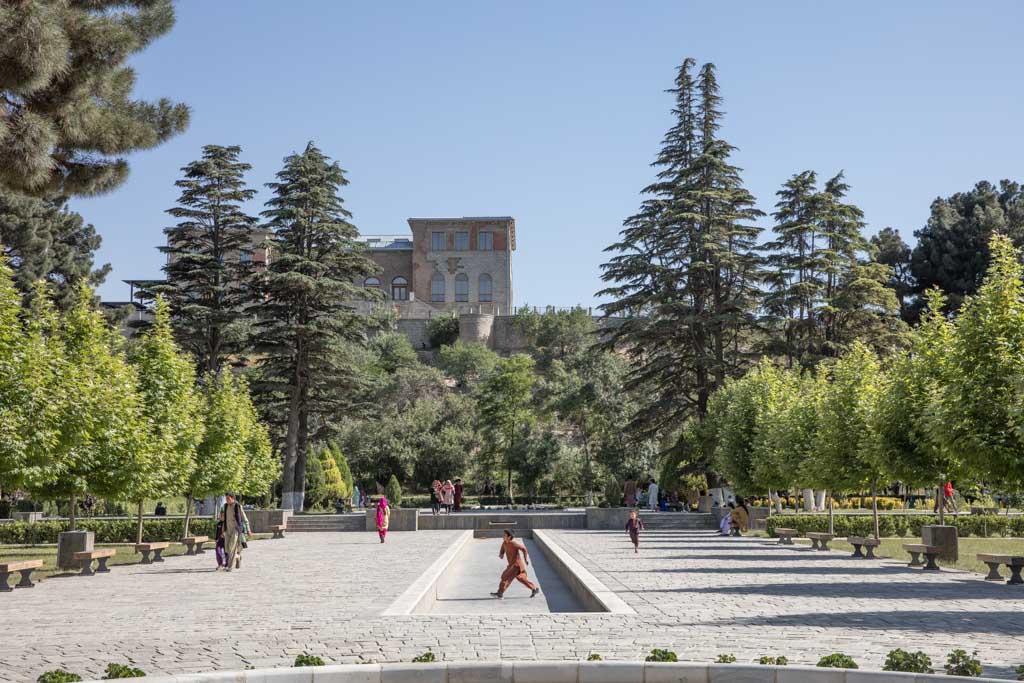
[365, 508, 418, 531]
[87, 661, 1009, 683]
[419, 512, 585, 531]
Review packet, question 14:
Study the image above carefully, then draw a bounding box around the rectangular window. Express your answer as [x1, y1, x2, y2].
[239, 249, 253, 264]
[478, 231, 493, 251]
[454, 231, 469, 251]
[431, 274, 446, 302]
[431, 231, 446, 251]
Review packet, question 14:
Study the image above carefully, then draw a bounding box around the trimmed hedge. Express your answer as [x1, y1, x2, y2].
[766, 513, 1024, 539]
[0, 518, 216, 545]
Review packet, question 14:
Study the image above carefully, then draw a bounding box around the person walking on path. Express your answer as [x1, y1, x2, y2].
[491, 529, 540, 599]
[623, 479, 637, 507]
[625, 509, 644, 553]
[376, 496, 390, 543]
[430, 480, 442, 516]
[221, 493, 250, 572]
[441, 479, 455, 514]
[453, 478, 464, 512]
[647, 478, 659, 512]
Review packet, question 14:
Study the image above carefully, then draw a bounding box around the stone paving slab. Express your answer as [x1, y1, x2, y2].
[2, 530, 1023, 682]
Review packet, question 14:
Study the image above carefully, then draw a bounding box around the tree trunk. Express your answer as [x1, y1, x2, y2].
[183, 494, 193, 538]
[294, 401, 310, 513]
[769, 490, 783, 514]
[281, 381, 302, 512]
[871, 481, 880, 540]
[136, 500, 144, 544]
[68, 493, 77, 531]
[827, 491, 834, 535]
[937, 485, 945, 526]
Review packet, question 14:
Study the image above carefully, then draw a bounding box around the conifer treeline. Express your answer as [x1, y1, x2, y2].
[599, 58, 906, 470]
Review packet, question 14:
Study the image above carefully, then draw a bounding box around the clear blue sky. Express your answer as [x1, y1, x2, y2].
[79, 1, 1024, 307]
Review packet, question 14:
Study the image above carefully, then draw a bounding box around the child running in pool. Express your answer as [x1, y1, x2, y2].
[626, 509, 644, 553]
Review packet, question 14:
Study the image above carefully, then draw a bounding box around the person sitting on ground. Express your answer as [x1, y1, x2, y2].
[730, 499, 750, 536]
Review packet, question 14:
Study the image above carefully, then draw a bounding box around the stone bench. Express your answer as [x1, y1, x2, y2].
[0, 559, 43, 591]
[806, 532, 835, 551]
[774, 527, 799, 545]
[270, 524, 286, 539]
[903, 543, 940, 571]
[848, 536, 881, 559]
[74, 549, 116, 576]
[977, 554, 1024, 585]
[135, 542, 170, 564]
[181, 536, 209, 556]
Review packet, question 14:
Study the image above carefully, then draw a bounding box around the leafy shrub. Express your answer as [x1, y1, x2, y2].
[817, 653, 858, 669]
[412, 651, 436, 663]
[294, 654, 325, 667]
[427, 315, 460, 348]
[1014, 664, 1024, 680]
[37, 672, 82, 683]
[645, 649, 678, 662]
[603, 477, 621, 507]
[945, 650, 982, 677]
[385, 475, 403, 508]
[587, 654, 603, 661]
[759, 656, 788, 665]
[102, 663, 145, 679]
[0, 518, 217, 545]
[715, 654, 737, 663]
[883, 649, 933, 673]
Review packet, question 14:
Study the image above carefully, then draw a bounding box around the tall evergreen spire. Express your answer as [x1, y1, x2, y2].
[599, 59, 763, 465]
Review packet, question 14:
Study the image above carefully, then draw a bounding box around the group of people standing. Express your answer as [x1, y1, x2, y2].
[429, 478, 463, 515]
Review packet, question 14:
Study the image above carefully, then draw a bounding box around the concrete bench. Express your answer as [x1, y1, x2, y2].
[0, 560, 43, 591]
[902, 543, 940, 571]
[181, 536, 209, 556]
[270, 524, 286, 539]
[848, 536, 881, 559]
[134, 542, 170, 564]
[774, 528, 799, 545]
[806, 532, 835, 551]
[74, 549, 116, 576]
[977, 554, 1024, 584]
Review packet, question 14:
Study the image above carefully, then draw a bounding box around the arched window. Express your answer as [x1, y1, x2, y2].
[364, 276, 381, 289]
[391, 276, 409, 301]
[479, 273, 493, 302]
[455, 273, 469, 302]
[430, 272, 446, 302]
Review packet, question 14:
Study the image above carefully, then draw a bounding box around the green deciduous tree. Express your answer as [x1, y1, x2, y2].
[477, 354, 538, 502]
[943, 234, 1024, 490]
[127, 296, 203, 542]
[154, 145, 258, 375]
[0, 0, 190, 196]
[870, 227, 914, 321]
[438, 340, 498, 388]
[248, 142, 380, 511]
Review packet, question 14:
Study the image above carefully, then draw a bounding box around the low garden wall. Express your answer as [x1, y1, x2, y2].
[84, 661, 1010, 683]
[420, 511, 586, 531]
[765, 513, 1024, 538]
[365, 508, 418, 531]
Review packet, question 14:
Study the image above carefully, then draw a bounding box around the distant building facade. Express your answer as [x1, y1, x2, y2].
[358, 217, 515, 318]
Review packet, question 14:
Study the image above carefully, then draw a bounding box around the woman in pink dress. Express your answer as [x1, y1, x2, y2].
[441, 480, 455, 514]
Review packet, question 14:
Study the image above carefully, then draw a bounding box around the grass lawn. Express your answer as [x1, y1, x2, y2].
[822, 537, 1024, 576]
[0, 534, 271, 581]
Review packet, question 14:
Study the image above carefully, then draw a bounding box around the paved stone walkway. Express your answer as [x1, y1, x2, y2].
[3, 530, 1022, 681]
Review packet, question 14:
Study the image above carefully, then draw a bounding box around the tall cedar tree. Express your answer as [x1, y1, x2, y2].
[0, 188, 109, 308]
[762, 171, 902, 367]
[249, 143, 380, 512]
[598, 59, 762, 467]
[909, 179, 1024, 317]
[154, 145, 258, 374]
[0, 1, 189, 196]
